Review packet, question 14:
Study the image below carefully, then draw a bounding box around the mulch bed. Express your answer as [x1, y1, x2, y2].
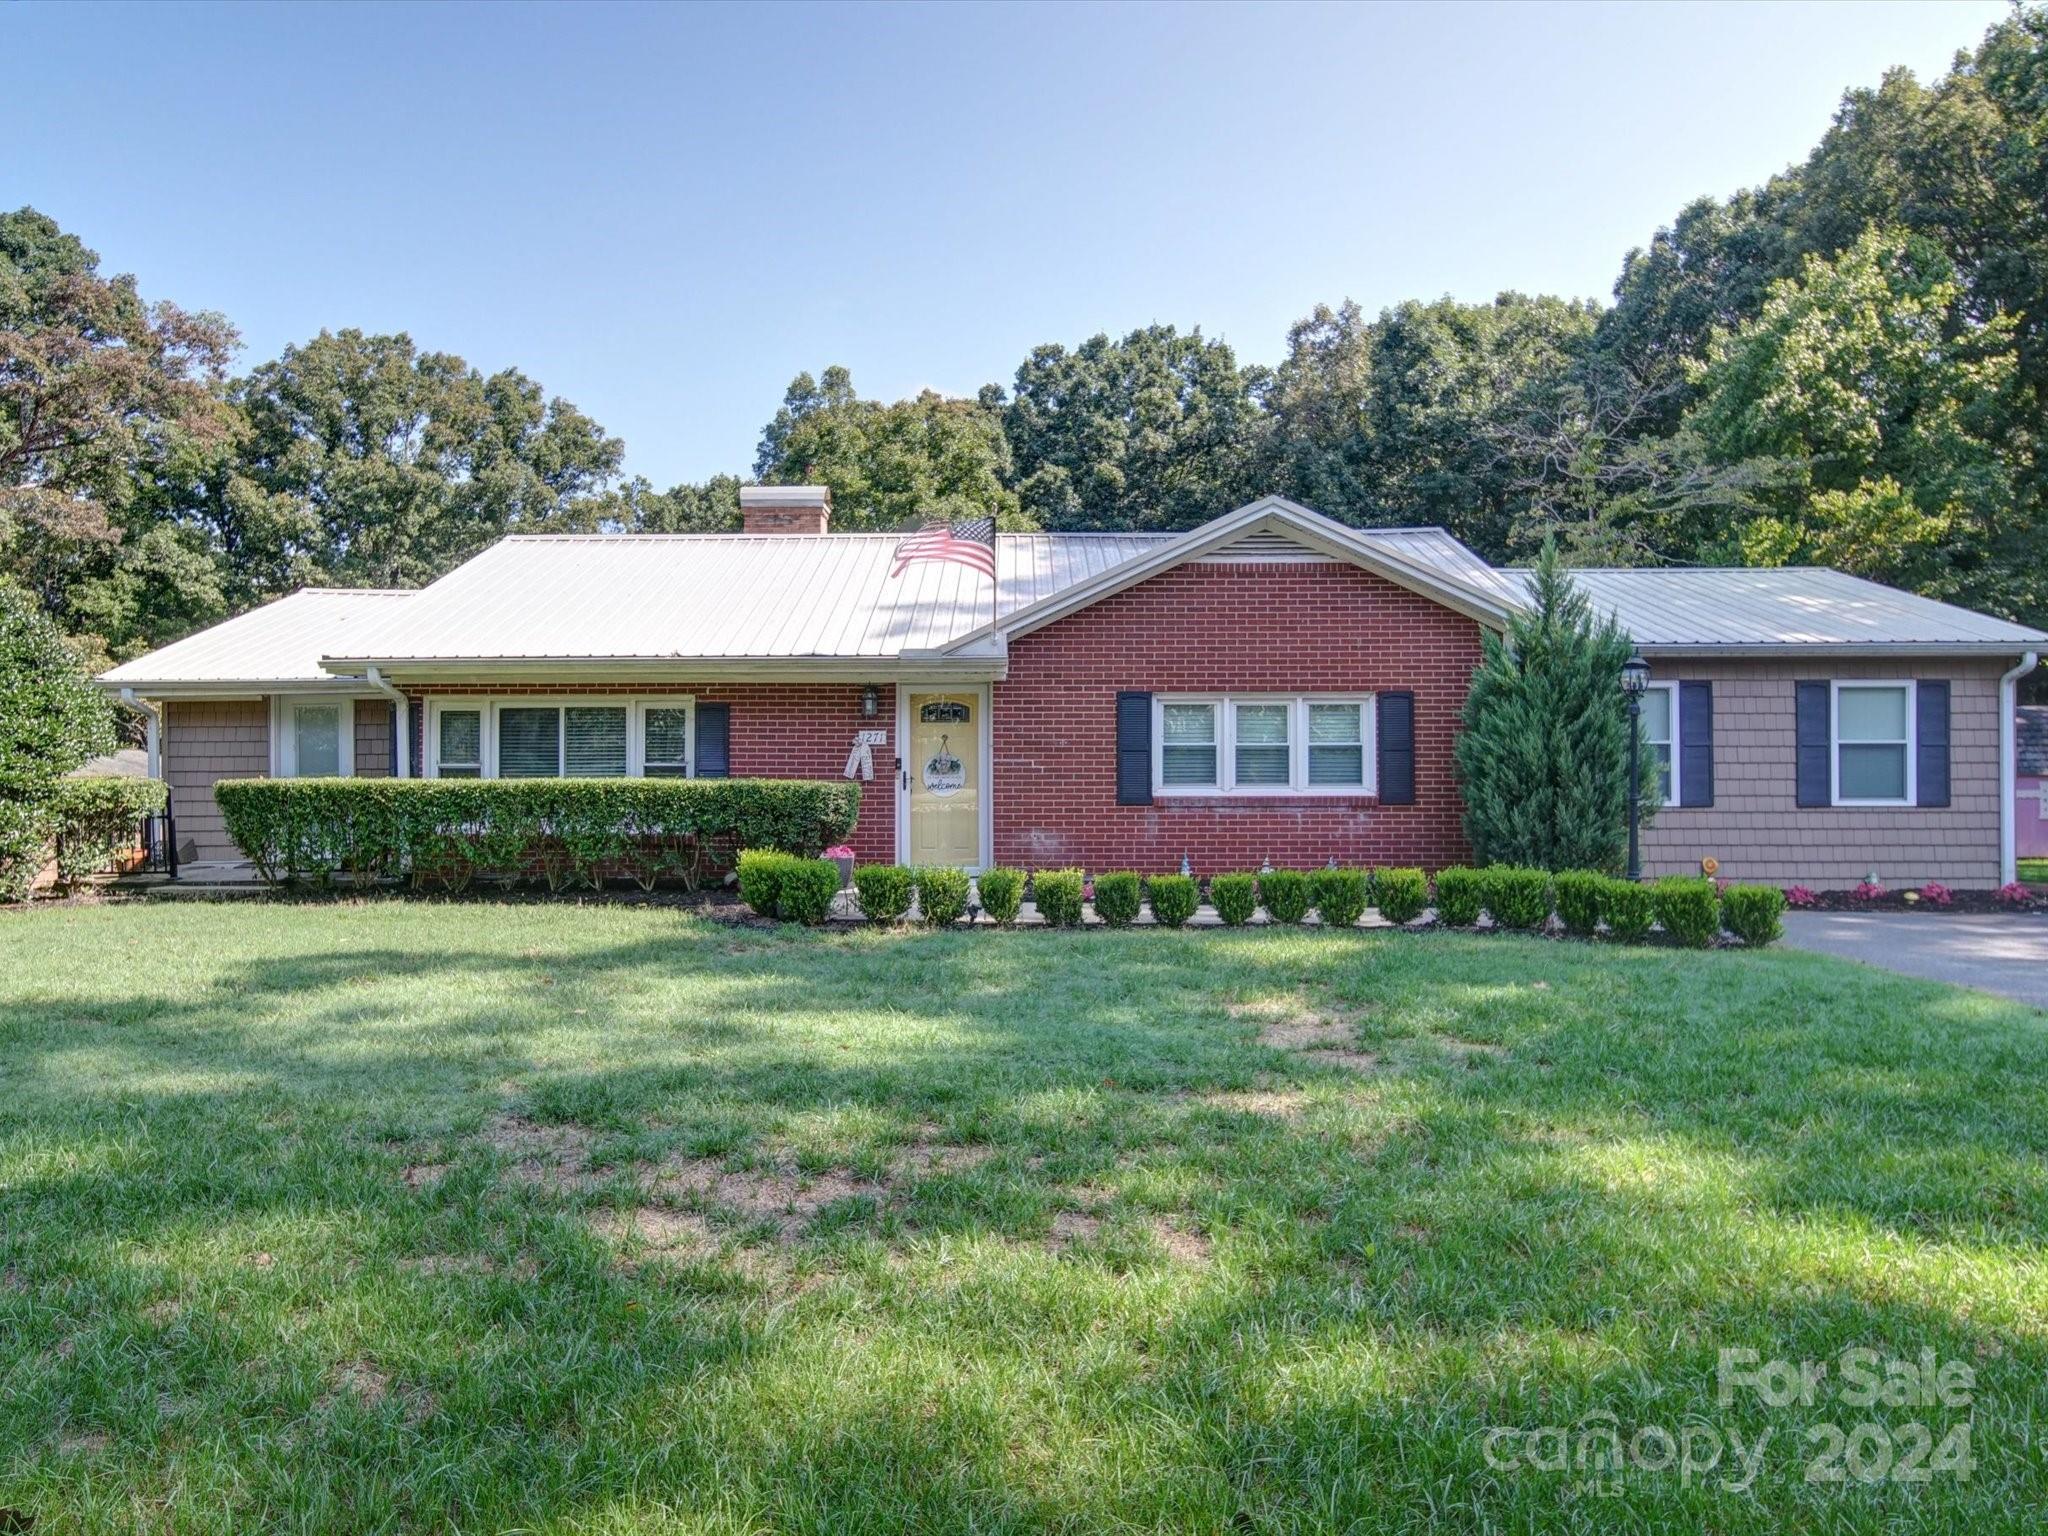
[1792, 887, 2046, 915]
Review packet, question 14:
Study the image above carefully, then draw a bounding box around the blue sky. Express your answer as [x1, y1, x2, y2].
[9, 0, 2010, 487]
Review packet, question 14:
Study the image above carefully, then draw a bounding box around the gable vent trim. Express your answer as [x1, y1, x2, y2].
[1196, 530, 1335, 564]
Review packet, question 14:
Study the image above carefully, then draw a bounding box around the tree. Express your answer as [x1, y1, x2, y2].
[0, 207, 238, 665]
[601, 473, 743, 533]
[0, 584, 116, 899]
[1002, 326, 1265, 530]
[212, 329, 625, 597]
[754, 368, 1019, 529]
[1454, 542, 1658, 871]
[1687, 227, 2027, 616]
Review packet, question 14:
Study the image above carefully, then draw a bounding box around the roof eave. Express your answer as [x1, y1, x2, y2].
[1633, 640, 2046, 659]
[317, 654, 1010, 683]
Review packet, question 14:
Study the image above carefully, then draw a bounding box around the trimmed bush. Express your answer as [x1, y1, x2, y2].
[1259, 869, 1312, 925]
[777, 857, 842, 925]
[976, 866, 1024, 925]
[1147, 873, 1199, 928]
[1311, 867, 1370, 928]
[915, 866, 971, 926]
[1432, 867, 1484, 928]
[1552, 870, 1605, 937]
[1093, 870, 1142, 927]
[0, 589, 116, 902]
[852, 863, 914, 923]
[1721, 883, 1786, 947]
[1374, 868, 1429, 925]
[1652, 876, 1719, 948]
[737, 849, 792, 917]
[1033, 868, 1085, 927]
[1598, 876, 1656, 943]
[1483, 866, 1554, 931]
[1210, 873, 1257, 926]
[46, 776, 168, 888]
[213, 777, 862, 889]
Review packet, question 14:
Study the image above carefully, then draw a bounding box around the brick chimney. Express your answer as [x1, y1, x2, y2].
[739, 485, 832, 535]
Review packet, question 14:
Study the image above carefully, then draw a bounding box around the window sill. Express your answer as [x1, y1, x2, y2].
[1154, 793, 1381, 808]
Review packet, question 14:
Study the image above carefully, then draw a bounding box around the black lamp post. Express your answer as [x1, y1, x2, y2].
[1621, 654, 1650, 881]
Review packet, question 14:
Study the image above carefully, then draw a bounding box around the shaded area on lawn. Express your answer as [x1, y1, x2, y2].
[2, 902, 2046, 1532]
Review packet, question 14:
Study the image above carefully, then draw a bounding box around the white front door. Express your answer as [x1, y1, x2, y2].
[903, 690, 984, 869]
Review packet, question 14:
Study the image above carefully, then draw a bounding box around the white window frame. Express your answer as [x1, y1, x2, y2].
[1642, 681, 1680, 806]
[423, 696, 695, 780]
[273, 694, 355, 778]
[1152, 693, 1376, 797]
[1830, 680, 1916, 808]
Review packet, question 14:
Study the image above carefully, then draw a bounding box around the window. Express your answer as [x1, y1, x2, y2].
[437, 708, 483, 778]
[427, 698, 692, 780]
[1641, 684, 1677, 803]
[294, 705, 342, 777]
[1154, 695, 1374, 795]
[1833, 682, 1913, 805]
[1161, 702, 1219, 787]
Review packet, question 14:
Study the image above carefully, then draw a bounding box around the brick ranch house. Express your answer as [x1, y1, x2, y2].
[99, 490, 2045, 889]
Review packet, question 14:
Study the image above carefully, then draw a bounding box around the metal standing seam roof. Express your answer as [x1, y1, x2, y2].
[97, 589, 417, 686]
[1533, 567, 2048, 651]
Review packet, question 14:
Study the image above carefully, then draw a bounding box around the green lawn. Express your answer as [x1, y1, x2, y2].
[3, 902, 2045, 1533]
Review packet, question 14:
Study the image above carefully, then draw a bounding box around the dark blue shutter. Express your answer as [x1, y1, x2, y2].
[1377, 691, 1415, 805]
[1116, 692, 1152, 806]
[1795, 682, 1830, 808]
[695, 703, 730, 779]
[1916, 681, 1950, 807]
[1678, 681, 1714, 807]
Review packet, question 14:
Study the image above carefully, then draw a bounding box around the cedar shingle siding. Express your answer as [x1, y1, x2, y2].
[163, 700, 268, 862]
[1639, 657, 2003, 887]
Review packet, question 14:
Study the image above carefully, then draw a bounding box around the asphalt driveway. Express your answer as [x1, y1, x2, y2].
[1780, 911, 2048, 1010]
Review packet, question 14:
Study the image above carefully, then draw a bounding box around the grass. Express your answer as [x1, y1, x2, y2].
[2020, 857, 2048, 885]
[2, 900, 2045, 1533]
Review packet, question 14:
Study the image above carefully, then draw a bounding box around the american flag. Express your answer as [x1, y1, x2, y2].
[891, 516, 996, 580]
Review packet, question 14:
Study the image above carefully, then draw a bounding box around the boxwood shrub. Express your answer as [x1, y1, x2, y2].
[1484, 866, 1555, 931]
[976, 867, 1024, 925]
[776, 857, 842, 925]
[1652, 875, 1720, 948]
[737, 849, 791, 917]
[1147, 872, 1199, 928]
[1432, 867, 1483, 928]
[1093, 870, 1142, 927]
[914, 866, 971, 926]
[1312, 867, 1370, 928]
[1552, 870, 1605, 937]
[852, 863, 914, 923]
[47, 776, 168, 887]
[1209, 873, 1257, 926]
[213, 777, 861, 890]
[1374, 868, 1429, 925]
[1721, 883, 1786, 947]
[1259, 869, 1312, 924]
[1598, 876, 1656, 943]
[1033, 868, 1085, 927]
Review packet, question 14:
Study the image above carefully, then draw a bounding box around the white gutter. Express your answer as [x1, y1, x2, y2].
[120, 688, 163, 779]
[363, 667, 411, 779]
[2000, 650, 2039, 886]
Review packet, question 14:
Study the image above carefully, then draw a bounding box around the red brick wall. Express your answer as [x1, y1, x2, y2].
[402, 682, 897, 862]
[992, 562, 1482, 874]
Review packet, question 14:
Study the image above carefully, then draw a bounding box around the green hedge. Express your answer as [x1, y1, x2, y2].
[213, 777, 861, 890]
[1034, 868, 1085, 927]
[915, 866, 971, 926]
[1093, 871, 1142, 927]
[1375, 868, 1428, 924]
[1552, 870, 1605, 937]
[1721, 884, 1786, 947]
[1209, 873, 1257, 926]
[1483, 866, 1554, 930]
[1259, 869, 1312, 925]
[1653, 876, 1720, 948]
[852, 864, 913, 923]
[738, 849, 838, 923]
[1312, 868, 1371, 928]
[1432, 867, 1484, 928]
[1598, 876, 1656, 942]
[977, 867, 1024, 925]
[48, 776, 168, 888]
[1147, 873, 1199, 928]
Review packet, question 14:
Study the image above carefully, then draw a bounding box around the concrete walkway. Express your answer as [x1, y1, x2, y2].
[1780, 911, 2048, 1011]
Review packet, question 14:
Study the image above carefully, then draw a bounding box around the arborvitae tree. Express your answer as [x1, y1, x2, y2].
[1453, 542, 1659, 871]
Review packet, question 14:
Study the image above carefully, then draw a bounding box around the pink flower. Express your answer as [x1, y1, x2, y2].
[1851, 880, 1888, 903]
[1784, 885, 1817, 908]
[1998, 881, 2030, 906]
[1919, 882, 1954, 907]
[823, 845, 855, 860]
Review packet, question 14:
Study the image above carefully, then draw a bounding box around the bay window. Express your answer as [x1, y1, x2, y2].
[1153, 694, 1374, 795]
[426, 698, 694, 779]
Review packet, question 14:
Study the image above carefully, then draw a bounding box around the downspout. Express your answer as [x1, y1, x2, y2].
[2000, 650, 2039, 887]
[364, 667, 411, 779]
[120, 688, 163, 780]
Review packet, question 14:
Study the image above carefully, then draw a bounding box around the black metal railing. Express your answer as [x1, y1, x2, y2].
[136, 802, 179, 879]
